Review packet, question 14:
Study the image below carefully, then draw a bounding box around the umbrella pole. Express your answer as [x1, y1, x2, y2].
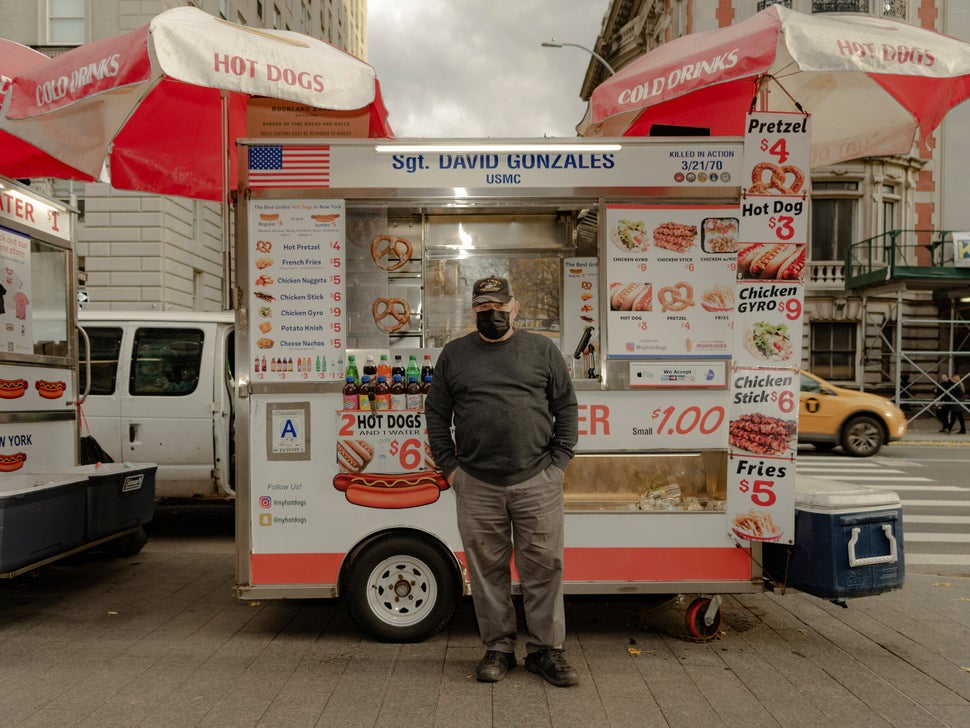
[220, 91, 233, 310]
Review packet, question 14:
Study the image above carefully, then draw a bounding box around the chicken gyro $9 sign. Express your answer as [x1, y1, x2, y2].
[726, 367, 798, 544]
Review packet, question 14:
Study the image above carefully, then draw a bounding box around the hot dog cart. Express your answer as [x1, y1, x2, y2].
[0, 176, 156, 576]
[233, 128, 830, 642]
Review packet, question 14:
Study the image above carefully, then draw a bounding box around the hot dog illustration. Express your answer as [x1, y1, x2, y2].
[0, 378, 28, 399]
[333, 470, 449, 509]
[35, 380, 67, 399]
[337, 439, 374, 473]
[0, 452, 26, 472]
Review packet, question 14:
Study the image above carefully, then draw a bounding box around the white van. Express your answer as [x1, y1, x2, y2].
[77, 311, 236, 500]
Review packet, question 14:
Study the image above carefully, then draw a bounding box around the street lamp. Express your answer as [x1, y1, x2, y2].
[541, 39, 616, 75]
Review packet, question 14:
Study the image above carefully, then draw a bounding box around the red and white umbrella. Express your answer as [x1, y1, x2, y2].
[0, 39, 95, 181]
[586, 5, 970, 166]
[0, 6, 391, 201]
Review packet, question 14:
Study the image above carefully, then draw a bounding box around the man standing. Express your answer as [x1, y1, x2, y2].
[425, 276, 580, 687]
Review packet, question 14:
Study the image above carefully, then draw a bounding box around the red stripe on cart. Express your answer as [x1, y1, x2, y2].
[250, 546, 751, 586]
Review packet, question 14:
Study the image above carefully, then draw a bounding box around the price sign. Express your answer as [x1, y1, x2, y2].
[725, 366, 798, 544]
[335, 411, 431, 473]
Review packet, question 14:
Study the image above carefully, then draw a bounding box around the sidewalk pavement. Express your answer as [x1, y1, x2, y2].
[1, 505, 968, 728]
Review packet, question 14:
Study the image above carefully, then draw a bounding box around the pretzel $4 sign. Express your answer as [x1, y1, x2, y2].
[741, 112, 811, 246]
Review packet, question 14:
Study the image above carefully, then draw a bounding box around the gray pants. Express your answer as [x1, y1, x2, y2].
[453, 465, 566, 655]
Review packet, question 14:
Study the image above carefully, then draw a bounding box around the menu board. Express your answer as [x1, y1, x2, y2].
[726, 111, 811, 546]
[248, 199, 346, 382]
[604, 204, 738, 358]
[562, 257, 599, 379]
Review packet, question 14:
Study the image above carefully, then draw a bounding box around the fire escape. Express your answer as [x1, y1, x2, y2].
[845, 230, 970, 421]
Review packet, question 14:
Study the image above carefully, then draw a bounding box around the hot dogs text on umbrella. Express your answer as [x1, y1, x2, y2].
[0, 39, 95, 181]
[586, 5, 970, 166]
[0, 6, 390, 201]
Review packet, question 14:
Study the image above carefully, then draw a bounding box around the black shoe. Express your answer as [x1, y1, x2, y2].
[475, 650, 515, 682]
[525, 648, 579, 687]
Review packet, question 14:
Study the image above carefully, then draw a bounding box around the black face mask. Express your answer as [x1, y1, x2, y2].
[476, 309, 511, 340]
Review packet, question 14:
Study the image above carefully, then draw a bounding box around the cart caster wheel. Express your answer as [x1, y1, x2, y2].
[110, 526, 149, 557]
[685, 597, 721, 641]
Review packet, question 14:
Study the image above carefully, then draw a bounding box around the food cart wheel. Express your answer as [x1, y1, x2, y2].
[110, 526, 149, 557]
[685, 596, 722, 641]
[344, 535, 461, 643]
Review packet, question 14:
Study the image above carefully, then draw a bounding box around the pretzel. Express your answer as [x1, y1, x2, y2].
[657, 282, 694, 312]
[370, 235, 413, 271]
[372, 297, 411, 332]
[749, 162, 805, 195]
[255, 240, 272, 253]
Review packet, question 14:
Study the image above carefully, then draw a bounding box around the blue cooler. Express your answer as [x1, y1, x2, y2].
[0, 474, 88, 572]
[763, 476, 904, 600]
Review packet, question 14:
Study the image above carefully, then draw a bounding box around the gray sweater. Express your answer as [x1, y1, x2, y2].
[424, 329, 578, 486]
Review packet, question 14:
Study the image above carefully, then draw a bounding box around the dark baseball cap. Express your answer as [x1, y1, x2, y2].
[472, 276, 513, 306]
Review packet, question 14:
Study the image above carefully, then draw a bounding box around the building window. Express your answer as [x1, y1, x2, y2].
[811, 182, 859, 262]
[881, 184, 899, 237]
[812, 1, 870, 12]
[882, 0, 907, 18]
[49, 0, 86, 44]
[811, 322, 857, 380]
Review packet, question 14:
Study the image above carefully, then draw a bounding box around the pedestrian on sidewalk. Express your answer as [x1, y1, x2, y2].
[947, 374, 967, 434]
[425, 276, 580, 688]
[936, 373, 953, 432]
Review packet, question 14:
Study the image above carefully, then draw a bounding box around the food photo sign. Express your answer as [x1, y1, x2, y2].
[726, 111, 810, 545]
[605, 203, 738, 358]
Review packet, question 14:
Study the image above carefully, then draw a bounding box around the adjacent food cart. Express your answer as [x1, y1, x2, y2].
[0, 176, 156, 576]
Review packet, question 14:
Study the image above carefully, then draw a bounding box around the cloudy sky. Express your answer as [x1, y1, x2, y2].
[367, 0, 609, 138]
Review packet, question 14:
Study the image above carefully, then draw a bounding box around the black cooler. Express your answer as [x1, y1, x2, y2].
[763, 476, 905, 600]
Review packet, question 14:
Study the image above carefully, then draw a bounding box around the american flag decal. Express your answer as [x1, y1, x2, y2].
[248, 146, 331, 188]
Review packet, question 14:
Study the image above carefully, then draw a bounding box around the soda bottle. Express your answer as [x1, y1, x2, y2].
[420, 374, 433, 409]
[390, 374, 406, 410]
[363, 355, 377, 379]
[375, 375, 391, 410]
[261, 356, 267, 372]
[345, 354, 359, 384]
[406, 375, 422, 410]
[253, 356, 260, 373]
[342, 376, 358, 410]
[421, 354, 434, 381]
[377, 354, 392, 381]
[392, 355, 406, 380]
[406, 354, 420, 383]
[357, 375, 374, 411]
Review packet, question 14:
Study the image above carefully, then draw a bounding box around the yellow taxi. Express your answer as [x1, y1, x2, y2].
[798, 370, 908, 456]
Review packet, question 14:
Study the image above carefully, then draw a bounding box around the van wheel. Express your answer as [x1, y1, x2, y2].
[841, 415, 884, 457]
[344, 535, 461, 643]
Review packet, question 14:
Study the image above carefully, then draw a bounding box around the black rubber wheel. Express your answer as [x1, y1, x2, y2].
[840, 415, 884, 457]
[344, 535, 461, 643]
[812, 442, 837, 452]
[110, 526, 149, 557]
[685, 597, 721, 641]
